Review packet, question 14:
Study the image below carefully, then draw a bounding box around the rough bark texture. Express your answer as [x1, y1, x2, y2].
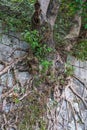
[32, 0, 60, 48]
[64, 11, 81, 51]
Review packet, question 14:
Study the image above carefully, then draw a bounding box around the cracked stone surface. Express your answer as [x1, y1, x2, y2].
[0, 31, 87, 130]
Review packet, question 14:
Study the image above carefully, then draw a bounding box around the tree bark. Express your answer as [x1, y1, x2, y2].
[32, 0, 60, 48]
[64, 11, 82, 51]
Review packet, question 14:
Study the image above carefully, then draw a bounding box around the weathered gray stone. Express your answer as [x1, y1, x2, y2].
[0, 64, 4, 71]
[17, 71, 30, 86]
[7, 72, 14, 88]
[13, 50, 26, 58]
[68, 56, 87, 84]
[0, 74, 8, 85]
[2, 35, 12, 46]
[0, 44, 12, 62]
[3, 103, 11, 113]
[0, 85, 3, 95]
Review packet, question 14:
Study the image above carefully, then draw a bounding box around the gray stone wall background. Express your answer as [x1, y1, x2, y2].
[0, 31, 31, 130]
[0, 30, 87, 130]
[68, 56, 87, 85]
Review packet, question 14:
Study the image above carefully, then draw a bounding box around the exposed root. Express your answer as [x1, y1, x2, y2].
[69, 85, 87, 109]
[66, 99, 78, 130]
[0, 54, 27, 76]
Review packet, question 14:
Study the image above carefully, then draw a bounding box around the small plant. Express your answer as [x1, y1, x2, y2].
[72, 40, 87, 60]
[23, 30, 52, 72]
[41, 60, 52, 73]
[65, 62, 74, 76]
[18, 90, 47, 130]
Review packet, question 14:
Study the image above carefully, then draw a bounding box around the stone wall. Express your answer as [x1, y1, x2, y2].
[68, 56, 87, 85]
[0, 31, 87, 130]
[0, 32, 31, 130]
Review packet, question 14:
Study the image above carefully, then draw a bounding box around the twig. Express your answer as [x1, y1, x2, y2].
[19, 91, 31, 101]
[73, 75, 87, 89]
[0, 86, 15, 99]
[19, 78, 33, 101]
[69, 86, 87, 109]
[8, 48, 29, 58]
[65, 99, 78, 130]
[0, 55, 27, 76]
[0, 60, 8, 66]
[3, 114, 8, 125]
[71, 64, 87, 71]
[74, 109, 84, 124]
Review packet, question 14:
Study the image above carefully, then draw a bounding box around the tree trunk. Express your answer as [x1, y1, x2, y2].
[32, 0, 60, 48]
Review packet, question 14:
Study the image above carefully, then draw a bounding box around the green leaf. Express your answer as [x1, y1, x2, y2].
[85, 24, 87, 29]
